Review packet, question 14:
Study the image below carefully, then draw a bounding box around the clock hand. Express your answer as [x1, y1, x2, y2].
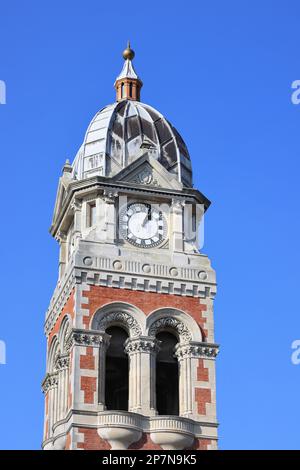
[142, 213, 148, 227]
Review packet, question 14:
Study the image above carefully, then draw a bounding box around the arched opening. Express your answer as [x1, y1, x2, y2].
[121, 82, 125, 98]
[156, 331, 179, 415]
[105, 326, 129, 411]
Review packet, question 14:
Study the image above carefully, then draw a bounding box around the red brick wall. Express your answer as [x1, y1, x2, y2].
[195, 388, 211, 415]
[81, 376, 97, 404]
[82, 286, 207, 338]
[80, 346, 95, 370]
[197, 359, 209, 382]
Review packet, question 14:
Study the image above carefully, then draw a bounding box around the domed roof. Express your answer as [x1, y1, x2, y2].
[72, 100, 193, 187]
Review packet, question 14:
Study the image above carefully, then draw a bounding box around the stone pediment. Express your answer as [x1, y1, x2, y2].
[112, 153, 183, 191]
[51, 177, 71, 227]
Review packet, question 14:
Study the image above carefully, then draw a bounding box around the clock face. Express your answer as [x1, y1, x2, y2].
[120, 203, 167, 248]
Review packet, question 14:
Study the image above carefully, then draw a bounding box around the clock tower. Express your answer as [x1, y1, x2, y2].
[42, 43, 219, 451]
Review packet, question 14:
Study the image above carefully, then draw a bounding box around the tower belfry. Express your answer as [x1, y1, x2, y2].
[42, 44, 219, 450]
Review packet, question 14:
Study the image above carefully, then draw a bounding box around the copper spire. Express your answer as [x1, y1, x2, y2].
[115, 42, 143, 101]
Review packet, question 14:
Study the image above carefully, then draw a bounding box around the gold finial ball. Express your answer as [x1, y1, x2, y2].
[123, 42, 135, 61]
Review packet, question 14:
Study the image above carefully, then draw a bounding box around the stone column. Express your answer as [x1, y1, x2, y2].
[55, 354, 70, 421]
[174, 344, 193, 417]
[97, 334, 110, 410]
[124, 337, 160, 416]
[42, 372, 58, 437]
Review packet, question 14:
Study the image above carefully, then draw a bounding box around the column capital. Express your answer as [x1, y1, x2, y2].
[65, 328, 110, 352]
[124, 336, 161, 355]
[171, 197, 185, 213]
[174, 341, 219, 360]
[102, 189, 118, 204]
[42, 372, 58, 394]
[55, 353, 70, 370]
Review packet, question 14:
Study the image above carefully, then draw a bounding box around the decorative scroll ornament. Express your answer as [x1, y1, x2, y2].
[97, 312, 142, 338]
[149, 317, 192, 343]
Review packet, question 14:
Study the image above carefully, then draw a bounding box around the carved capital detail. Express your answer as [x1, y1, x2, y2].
[65, 329, 110, 352]
[124, 337, 160, 355]
[102, 189, 118, 204]
[55, 353, 70, 370]
[171, 197, 185, 213]
[174, 342, 219, 360]
[42, 372, 58, 394]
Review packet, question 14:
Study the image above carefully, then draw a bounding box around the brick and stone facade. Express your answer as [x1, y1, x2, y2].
[42, 45, 219, 450]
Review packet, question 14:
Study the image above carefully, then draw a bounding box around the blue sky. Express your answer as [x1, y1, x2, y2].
[0, 0, 299, 450]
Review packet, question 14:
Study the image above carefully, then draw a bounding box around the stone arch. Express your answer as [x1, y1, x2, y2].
[58, 315, 71, 353]
[47, 335, 59, 373]
[146, 308, 203, 344]
[91, 302, 145, 338]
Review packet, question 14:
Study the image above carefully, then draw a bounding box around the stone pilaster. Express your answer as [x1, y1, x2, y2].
[55, 353, 70, 421]
[174, 342, 219, 419]
[71, 198, 82, 245]
[56, 230, 67, 279]
[101, 190, 118, 244]
[170, 198, 185, 253]
[66, 329, 110, 411]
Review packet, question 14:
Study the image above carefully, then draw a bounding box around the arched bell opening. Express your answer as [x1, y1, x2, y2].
[156, 331, 179, 416]
[105, 326, 129, 411]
